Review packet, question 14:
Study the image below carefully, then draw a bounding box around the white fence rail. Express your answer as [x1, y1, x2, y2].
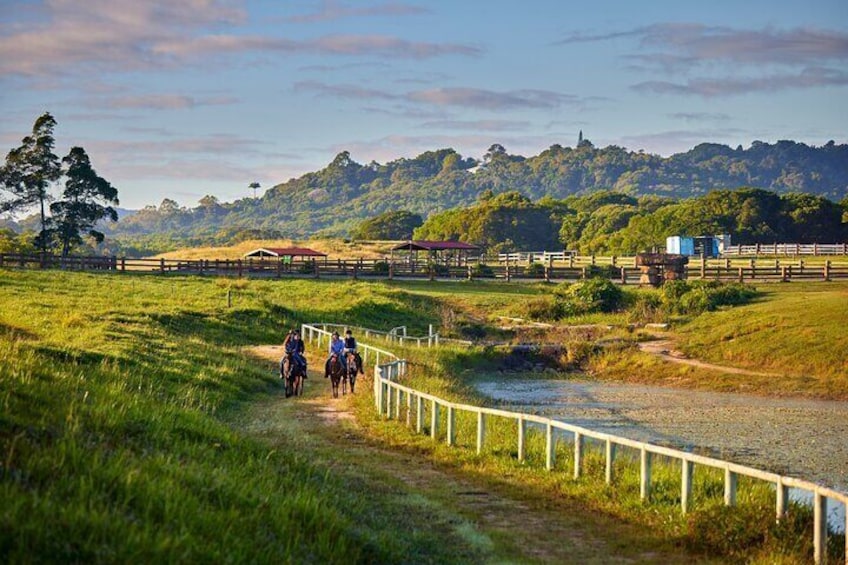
[304, 322, 440, 348]
[304, 320, 847, 564]
[723, 243, 848, 256]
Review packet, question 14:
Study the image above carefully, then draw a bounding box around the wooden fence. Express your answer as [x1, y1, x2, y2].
[2, 252, 848, 283]
[301, 322, 847, 564]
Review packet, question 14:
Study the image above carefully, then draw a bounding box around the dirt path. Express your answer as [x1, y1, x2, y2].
[241, 346, 712, 564]
[637, 338, 780, 377]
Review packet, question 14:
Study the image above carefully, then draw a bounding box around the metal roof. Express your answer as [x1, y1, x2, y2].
[244, 247, 328, 257]
[391, 240, 480, 252]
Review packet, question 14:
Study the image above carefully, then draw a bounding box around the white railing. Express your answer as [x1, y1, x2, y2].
[304, 322, 440, 347]
[497, 250, 575, 263]
[304, 319, 848, 564]
[723, 243, 848, 256]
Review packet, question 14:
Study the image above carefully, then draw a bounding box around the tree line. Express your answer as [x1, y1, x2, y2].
[411, 188, 848, 254]
[0, 113, 118, 257]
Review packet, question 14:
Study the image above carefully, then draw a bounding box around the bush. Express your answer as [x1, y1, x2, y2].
[525, 296, 564, 321]
[525, 263, 546, 278]
[372, 261, 389, 275]
[661, 280, 759, 315]
[554, 278, 624, 314]
[471, 263, 495, 278]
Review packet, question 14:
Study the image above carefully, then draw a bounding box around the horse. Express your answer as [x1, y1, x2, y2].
[344, 351, 358, 394]
[280, 352, 306, 398]
[327, 353, 345, 398]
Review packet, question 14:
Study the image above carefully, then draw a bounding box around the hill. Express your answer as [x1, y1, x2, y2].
[107, 139, 848, 244]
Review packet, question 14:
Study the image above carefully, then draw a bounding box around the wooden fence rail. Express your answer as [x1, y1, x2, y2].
[300, 322, 848, 564]
[3, 252, 848, 283]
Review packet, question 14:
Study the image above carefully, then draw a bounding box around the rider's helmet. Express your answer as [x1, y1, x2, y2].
[332, 331, 339, 338]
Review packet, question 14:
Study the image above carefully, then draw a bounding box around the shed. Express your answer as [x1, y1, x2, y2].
[666, 235, 730, 258]
[390, 240, 480, 266]
[243, 247, 328, 261]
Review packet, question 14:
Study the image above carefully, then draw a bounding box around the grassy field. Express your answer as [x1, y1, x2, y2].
[591, 282, 848, 399]
[1, 269, 845, 562]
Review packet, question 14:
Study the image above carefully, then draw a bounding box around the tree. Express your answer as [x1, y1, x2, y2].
[249, 182, 260, 199]
[0, 112, 61, 253]
[49, 147, 118, 257]
[351, 210, 423, 240]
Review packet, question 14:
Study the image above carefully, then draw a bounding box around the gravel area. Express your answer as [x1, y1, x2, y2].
[476, 378, 848, 527]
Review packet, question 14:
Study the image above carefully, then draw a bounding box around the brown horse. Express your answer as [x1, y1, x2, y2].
[327, 354, 345, 398]
[281, 353, 305, 398]
[344, 351, 358, 394]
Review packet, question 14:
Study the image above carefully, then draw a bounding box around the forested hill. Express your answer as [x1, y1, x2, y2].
[113, 139, 848, 241]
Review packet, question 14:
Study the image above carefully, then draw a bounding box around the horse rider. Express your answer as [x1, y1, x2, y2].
[343, 329, 363, 375]
[325, 331, 345, 378]
[283, 329, 307, 378]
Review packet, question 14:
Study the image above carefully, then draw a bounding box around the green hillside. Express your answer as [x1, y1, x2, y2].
[109, 139, 848, 243]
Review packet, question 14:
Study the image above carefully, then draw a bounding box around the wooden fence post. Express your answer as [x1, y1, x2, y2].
[446, 406, 455, 446]
[160, 258, 165, 274]
[430, 401, 440, 439]
[620, 266, 626, 284]
[824, 260, 831, 281]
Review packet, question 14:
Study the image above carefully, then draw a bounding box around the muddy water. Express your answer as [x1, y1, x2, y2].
[475, 377, 848, 530]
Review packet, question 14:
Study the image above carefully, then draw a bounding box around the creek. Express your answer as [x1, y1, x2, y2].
[475, 376, 848, 532]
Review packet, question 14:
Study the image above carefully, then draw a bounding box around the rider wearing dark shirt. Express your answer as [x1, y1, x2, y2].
[343, 330, 363, 374]
[283, 329, 307, 378]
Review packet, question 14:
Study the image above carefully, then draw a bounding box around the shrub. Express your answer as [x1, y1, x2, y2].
[372, 261, 389, 275]
[525, 296, 564, 321]
[525, 263, 546, 278]
[661, 280, 759, 315]
[554, 278, 624, 314]
[471, 263, 494, 278]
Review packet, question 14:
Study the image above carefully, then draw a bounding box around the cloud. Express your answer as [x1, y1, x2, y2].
[611, 127, 748, 156]
[96, 94, 240, 110]
[285, 1, 429, 24]
[0, 0, 477, 77]
[559, 23, 848, 67]
[669, 112, 731, 122]
[633, 67, 848, 97]
[420, 119, 531, 132]
[295, 81, 581, 110]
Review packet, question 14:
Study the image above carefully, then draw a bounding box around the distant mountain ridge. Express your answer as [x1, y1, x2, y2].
[111, 139, 848, 240]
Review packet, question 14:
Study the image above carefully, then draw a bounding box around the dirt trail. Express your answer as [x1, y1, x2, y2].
[637, 337, 780, 377]
[242, 346, 712, 564]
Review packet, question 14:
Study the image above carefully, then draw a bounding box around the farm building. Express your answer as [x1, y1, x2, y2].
[666, 235, 730, 258]
[390, 240, 481, 266]
[243, 247, 328, 262]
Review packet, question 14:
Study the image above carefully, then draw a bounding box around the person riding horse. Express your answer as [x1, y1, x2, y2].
[324, 332, 345, 378]
[343, 329, 363, 375]
[283, 329, 307, 378]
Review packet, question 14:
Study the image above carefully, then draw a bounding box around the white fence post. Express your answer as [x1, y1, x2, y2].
[574, 432, 583, 479]
[605, 440, 616, 485]
[776, 478, 790, 521]
[517, 417, 526, 462]
[431, 400, 440, 440]
[545, 423, 556, 471]
[476, 412, 486, 455]
[682, 460, 694, 514]
[813, 492, 827, 565]
[640, 449, 651, 501]
[724, 468, 737, 506]
[416, 395, 424, 434]
[447, 406, 455, 446]
[406, 393, 412, 427]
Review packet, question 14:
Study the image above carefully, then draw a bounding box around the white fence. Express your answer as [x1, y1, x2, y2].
[723, 243, 848, 256]
[304, 321, 848, 564]
[496, 251, 575, 263]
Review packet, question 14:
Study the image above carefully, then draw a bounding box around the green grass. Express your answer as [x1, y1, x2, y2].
[0, 270, 481, 562]
[2, 269, 846, 562]
[591, 281, 848, 399]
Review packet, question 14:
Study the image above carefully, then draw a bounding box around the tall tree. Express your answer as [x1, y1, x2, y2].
[0, 112, 61, 252]
[49, 147, 118, 257]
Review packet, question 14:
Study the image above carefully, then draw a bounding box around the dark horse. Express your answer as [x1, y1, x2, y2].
[327, 354, 345, 398]
[344, 351, 358, 394]
[280, 353, 305, 398]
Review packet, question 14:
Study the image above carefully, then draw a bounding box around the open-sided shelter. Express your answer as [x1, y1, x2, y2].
[243, 247, 328, 263]
[390, 240, 480, 267]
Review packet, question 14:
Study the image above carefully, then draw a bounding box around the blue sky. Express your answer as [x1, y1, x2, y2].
[1, 0, 847, 209]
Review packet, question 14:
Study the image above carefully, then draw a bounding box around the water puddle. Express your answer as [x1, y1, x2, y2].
[476, 376, 848, 532]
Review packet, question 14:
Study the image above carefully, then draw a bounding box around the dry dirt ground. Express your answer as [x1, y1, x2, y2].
[240, 346, 714, 564]
[636, 338, 780, 377]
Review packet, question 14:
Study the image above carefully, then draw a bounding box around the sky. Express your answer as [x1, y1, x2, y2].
[1, 0, 847, 210]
